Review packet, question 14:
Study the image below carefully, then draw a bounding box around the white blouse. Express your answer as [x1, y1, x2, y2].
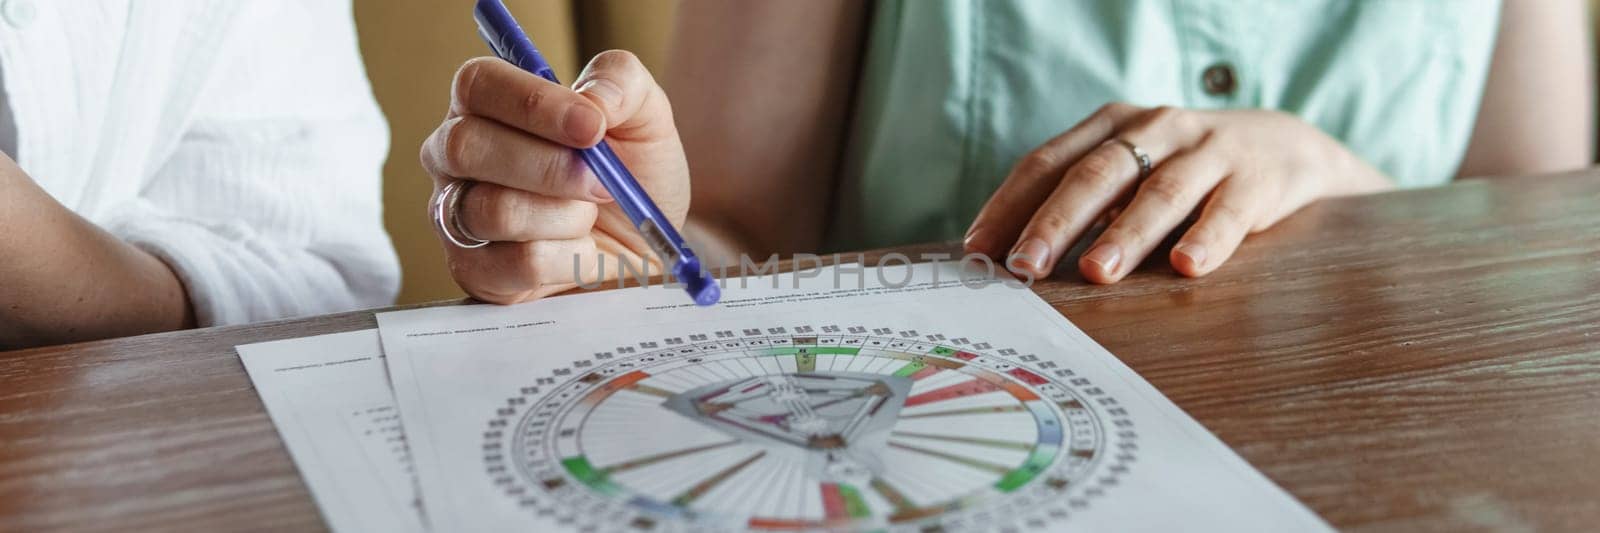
[0, 1, 399, 325]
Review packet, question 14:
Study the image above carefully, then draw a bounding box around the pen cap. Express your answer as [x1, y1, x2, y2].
[473, 0, 558, 82]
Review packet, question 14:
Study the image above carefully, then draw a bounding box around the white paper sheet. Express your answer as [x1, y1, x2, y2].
[376, 263, 1329, 532]
[236, 330, 426, 533]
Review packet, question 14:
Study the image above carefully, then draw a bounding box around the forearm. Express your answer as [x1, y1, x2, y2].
[1459, 0, 1595, 177]
[670, 0, 869, 258]
[0, 178, 194, 349]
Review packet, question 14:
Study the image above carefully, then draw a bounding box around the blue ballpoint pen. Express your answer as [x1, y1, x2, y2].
[473, 0, 719, 306]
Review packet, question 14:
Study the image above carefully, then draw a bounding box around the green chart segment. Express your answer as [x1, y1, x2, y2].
[759, 346, 861, 372]
[560, 456, 622, 496]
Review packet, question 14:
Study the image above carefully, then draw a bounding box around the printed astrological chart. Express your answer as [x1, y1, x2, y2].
[482, 325, 1136, 532]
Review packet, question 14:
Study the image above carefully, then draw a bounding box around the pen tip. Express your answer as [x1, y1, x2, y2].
[674, 259, 719, 306]
[691, 280, 721, 307]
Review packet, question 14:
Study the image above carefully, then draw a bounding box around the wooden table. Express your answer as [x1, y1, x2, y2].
[3, 171, 1598, 532]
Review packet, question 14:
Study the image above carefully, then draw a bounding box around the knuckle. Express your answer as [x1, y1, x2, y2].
[1147, 105, 1185, 126]
[520, 83, 550, 123]
[520, 240, 571, 284]
[474, 187, 521, 236]
[1100, 101, 1136, 116]
[1139, 174, 1191, 208]
[1126, 106, 1190, 139]
[439, 117, 476, 176]
[1028, 210, 1074, 237]
[1071, 151, 1123, 191]
[561, 200, 600, 230]
[505, 242, 547, 281]
[1196, 129, 1229, 151]
[1113, 218, 1155, 243]
[452, 58, 493, 110]
[654, 86, 675, 111]
[419, 128, 441, 171]
[530, 149, 576, 195]
[1084, 102, 1130, 134]
[1015, 150, 1061, 177]
[1186, 222, 1224, 246]
[489, 187, 523, 222]
[1209, 200, 1252, 229]
[1096, 226, 1132, 248]
[1087, 114, 1117, 138]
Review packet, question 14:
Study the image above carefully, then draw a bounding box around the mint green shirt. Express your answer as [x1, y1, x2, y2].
[826, 0, 1500, 251]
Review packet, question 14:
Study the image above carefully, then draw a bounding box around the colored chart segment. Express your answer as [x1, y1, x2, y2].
[761, 346, 861, 356]
[904, 378, 999, 408]
[578, 369, 651, 407]
[492, 330, 1126, 532]
[820, 483, 849, 520]
[835, 483, 871, 518]
[560, 456, 621, 496]
[892, 361, 926, 377]
[796, 352, 816, 372]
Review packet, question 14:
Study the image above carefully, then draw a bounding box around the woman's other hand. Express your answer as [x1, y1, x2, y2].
[421, 51, 690, 304]
[965, 103, 1393, 284]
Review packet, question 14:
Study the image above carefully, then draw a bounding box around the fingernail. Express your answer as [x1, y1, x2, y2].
[576, 78, 623, 113]
[562, 103, 602, 146]
[1007, 237, 1051, 274]
[1174, 242, 1207, 269]
[963, 228, 990, 255]
[1082, 243, 1122, 275]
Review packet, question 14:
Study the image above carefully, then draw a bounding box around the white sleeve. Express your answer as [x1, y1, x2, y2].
[101, 1, 399, 326]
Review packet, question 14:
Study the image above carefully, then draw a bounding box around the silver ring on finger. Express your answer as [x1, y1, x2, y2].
[434, 179, 490, 249]
[1108, 138, 1153, 181]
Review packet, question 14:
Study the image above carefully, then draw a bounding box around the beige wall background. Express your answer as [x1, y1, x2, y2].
[353, 0, 678, 304]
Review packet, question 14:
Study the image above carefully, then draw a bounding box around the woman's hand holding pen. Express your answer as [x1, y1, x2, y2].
[966, 103, 1395, 283]
[421, 51, 691, 304]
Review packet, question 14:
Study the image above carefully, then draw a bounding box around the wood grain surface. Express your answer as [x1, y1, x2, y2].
[3, 171, 1599, 532]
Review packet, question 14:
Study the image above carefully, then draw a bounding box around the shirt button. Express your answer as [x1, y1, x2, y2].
[2, 0, 36, 29]
[1201, 63, 1237, 96]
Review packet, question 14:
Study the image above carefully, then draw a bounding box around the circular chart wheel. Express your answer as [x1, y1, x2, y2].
[483, 326, 1136, 532]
